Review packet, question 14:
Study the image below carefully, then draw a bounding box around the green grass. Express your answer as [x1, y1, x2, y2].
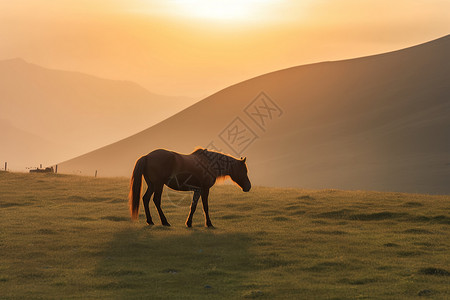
[1, 172, 449, 299]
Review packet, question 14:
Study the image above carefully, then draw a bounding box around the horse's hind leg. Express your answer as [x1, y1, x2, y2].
[185, 191, 200, 227]
[152, 184, 170, 226]
[201, 189, 213, 228]
[142, 180, 154, 225]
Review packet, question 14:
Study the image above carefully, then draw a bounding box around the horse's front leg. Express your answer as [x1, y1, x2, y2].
[185, 191, 200, 227]
[201, 189, 213, 227]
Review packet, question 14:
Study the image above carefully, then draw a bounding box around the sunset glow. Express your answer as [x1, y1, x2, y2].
[0, 0, 448, 98]
[172, 0, 267, 21]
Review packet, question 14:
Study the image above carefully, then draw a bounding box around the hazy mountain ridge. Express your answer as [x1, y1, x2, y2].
[0, 119, 63, 170]
[58, 35, 450, 193]
[0, 58, 194, 170]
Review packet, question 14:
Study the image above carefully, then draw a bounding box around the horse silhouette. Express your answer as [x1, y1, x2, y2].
[129, 148, 251, 227]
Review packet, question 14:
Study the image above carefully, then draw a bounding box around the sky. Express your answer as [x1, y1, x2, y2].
[0, 0, 449, 98]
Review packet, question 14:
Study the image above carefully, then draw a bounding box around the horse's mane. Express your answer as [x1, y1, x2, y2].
[191, 147, 237, 161]
[191, 147, 248, 187]
[191, 147, 242, 179]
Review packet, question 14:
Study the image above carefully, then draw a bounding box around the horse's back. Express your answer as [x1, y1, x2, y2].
[147, 148, 174, 158]
[144, 149, 176, 181]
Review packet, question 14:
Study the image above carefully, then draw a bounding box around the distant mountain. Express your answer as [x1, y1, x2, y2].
[0, 59, 193, 170]
[58, 35, 450, 194]
[0, 119, 63, 171]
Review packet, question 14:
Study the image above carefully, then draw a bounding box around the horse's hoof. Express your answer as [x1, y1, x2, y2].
[186, 222, 192, 228]
[206, 223, 214, 228]
[162, 222, 171, 226]
[147, 220, 154, 225]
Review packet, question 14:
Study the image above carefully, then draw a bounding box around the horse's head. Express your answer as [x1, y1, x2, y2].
[230, 157, 251, 192]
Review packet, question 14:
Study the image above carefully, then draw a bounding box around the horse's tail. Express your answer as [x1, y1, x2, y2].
[129, 156, 146, 220]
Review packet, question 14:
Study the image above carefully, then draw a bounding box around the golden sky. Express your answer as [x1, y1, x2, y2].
[0, 0, 449, 98]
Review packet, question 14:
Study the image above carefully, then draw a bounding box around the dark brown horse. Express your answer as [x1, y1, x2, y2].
[129, 148, 251, 227]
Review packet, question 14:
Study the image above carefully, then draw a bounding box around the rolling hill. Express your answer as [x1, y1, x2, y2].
[0, 58, 193, 170]
[57, 35, 450, 194]
[0, 119, 64, 170]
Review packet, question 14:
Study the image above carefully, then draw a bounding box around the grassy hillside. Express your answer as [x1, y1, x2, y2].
[1, 172, 449, 299]
[57, 35, 450, 195]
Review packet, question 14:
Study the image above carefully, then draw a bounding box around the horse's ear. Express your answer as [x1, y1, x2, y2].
[242, 157, 246, 163]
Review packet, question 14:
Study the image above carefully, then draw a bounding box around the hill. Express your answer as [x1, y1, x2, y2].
[58, 36, 450, 194]
[0, 58, 193, 170]
[0, 119, 63, 170]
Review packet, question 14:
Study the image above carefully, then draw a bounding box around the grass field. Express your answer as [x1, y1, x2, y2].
[1, 172, 449, 299]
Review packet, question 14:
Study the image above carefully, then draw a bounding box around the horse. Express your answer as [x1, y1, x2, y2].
[129, 148, 251, 227]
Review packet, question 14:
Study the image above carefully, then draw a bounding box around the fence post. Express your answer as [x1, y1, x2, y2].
[95, 170, 98, 178]
[55, 165, 58, 174]
[4, 162, 6, 171]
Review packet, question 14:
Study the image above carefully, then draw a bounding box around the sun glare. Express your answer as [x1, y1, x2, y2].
[172, 0, 272, 22]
